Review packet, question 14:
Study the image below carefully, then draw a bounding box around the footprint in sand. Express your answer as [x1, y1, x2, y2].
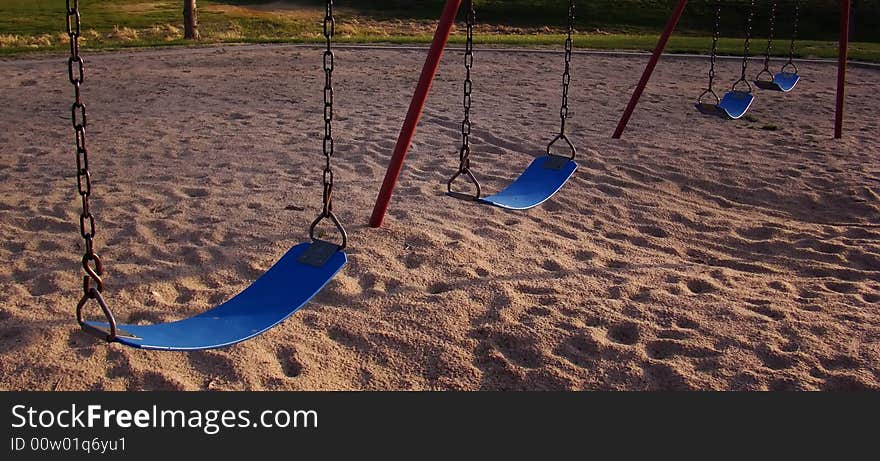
[819, 355, 860, 372]
[606, 322, 640, 345]
[554, 333, 601, 368]
[859, 292, 880, 303]
[427, 281, 454, 295]
[25, 216, 71, 233]
[596, 183, 624, 197]
[541, 259, 564, 272]
[768, 281, 793, 293]
[276, 346, 305, 378]
[638, 225, 669, 238]
[685, 278, 718, 295]
[403, 252, 426, 269]
[482, 330, 543, 370]
[657, 329, 692, 340]
[574, 250, 597, 262]
[606, 259, 629, 270]
[526, 306, 552, 318]
[821, 375, 875, 391]
[645, 340, 719, 360]
[736, 225, 778, 240]
[642, 363, 693, 391]
[825, 281, 858, 294]
[743, 299, 786, 320]
[105, 349, 133, 380]
[327, 326, 371, 353]
[768, 378, 803, 391]
[756, 346, 795, 370]
[182, 187, 209, 198]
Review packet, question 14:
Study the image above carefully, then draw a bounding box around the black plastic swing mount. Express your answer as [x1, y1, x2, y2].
[447, 168, 482, 201]
[300, 210, 347, 267]
[76, 287, 139, 342]
[546, 133, 577, 164]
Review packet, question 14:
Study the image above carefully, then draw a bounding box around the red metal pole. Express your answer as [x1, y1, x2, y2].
[369, 0, 463, 228]
[612, 0, 688, 139]
[835, 0, 851, 139]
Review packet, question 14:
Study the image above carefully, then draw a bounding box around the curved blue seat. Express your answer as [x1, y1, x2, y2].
[480, 155, 577, 210]
[719, 90, 755, 119]
[84, 243, 347, 351]
[755, 72, 800, 93]
[772, 72, 800, 92]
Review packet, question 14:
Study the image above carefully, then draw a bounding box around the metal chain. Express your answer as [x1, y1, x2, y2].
[557, 0, 574, 137]
[447, 0, 481, 199]
[545, 0, 577, 160]
[734, 0, 757, 91]
[66, 0, 110, 327]
[708, 0, 721, 90]
[741, 0, 756, 79]
[308, 0, 347, 249]
[759, 0, 777, 78]
[458, 0, 475, 178]
[784, 0, 800, 73]
[699, 0, 722, 106]
[321, 1, 334, 219]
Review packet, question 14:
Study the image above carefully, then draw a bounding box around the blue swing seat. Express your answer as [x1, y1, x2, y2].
[755, 72, 800, 93]
[83, 243, 347, 351]
[480, 155, 577, 210]
[718, 90, 755, 119]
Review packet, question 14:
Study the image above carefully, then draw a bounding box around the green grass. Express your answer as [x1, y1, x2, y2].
[1, 0, 878, 61]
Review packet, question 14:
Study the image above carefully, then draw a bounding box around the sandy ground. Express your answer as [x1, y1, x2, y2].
[0, 44, 878, 391]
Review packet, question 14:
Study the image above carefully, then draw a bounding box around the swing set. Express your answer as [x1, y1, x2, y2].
[614, 0, 853, 137]
[447, 0, 579, 210]
[66, 0, 578, 351]
[370, 0, 579, 226]
[65, 0, 855, 352]
[66, 0, 348, 350]
[698, 0, 802, 119]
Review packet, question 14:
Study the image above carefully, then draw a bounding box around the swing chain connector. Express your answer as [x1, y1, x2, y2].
[546, 133, 576, 161]
[447, 0, 481, 201]
[697, 88, 721, 108]
[308, 210, 348, 251]
[308, 0, 347, 251]
[77, 286, 118, 342]
[447, 158, 482, 201]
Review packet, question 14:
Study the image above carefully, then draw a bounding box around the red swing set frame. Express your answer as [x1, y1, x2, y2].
[612, 0, 853, 139]
[368, 0, 853, 229]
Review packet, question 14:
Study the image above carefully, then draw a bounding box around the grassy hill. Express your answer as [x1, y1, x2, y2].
[1, 0, 877, 60]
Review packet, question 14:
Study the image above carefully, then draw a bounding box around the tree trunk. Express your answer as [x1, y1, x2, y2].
[183, 0, 200, 40]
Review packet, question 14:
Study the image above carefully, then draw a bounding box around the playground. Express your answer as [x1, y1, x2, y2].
[0, 1, 877, 390]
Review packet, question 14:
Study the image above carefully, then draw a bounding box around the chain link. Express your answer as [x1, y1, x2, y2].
[458, 0, 475, 175]
[321, 1, 334, 217]
[66, 0, 105, 302]
[67, 0, 117, 340]
[447, 0, 481, 199]
[558, 0, 574, 136]
[308, 0, 347, 249]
